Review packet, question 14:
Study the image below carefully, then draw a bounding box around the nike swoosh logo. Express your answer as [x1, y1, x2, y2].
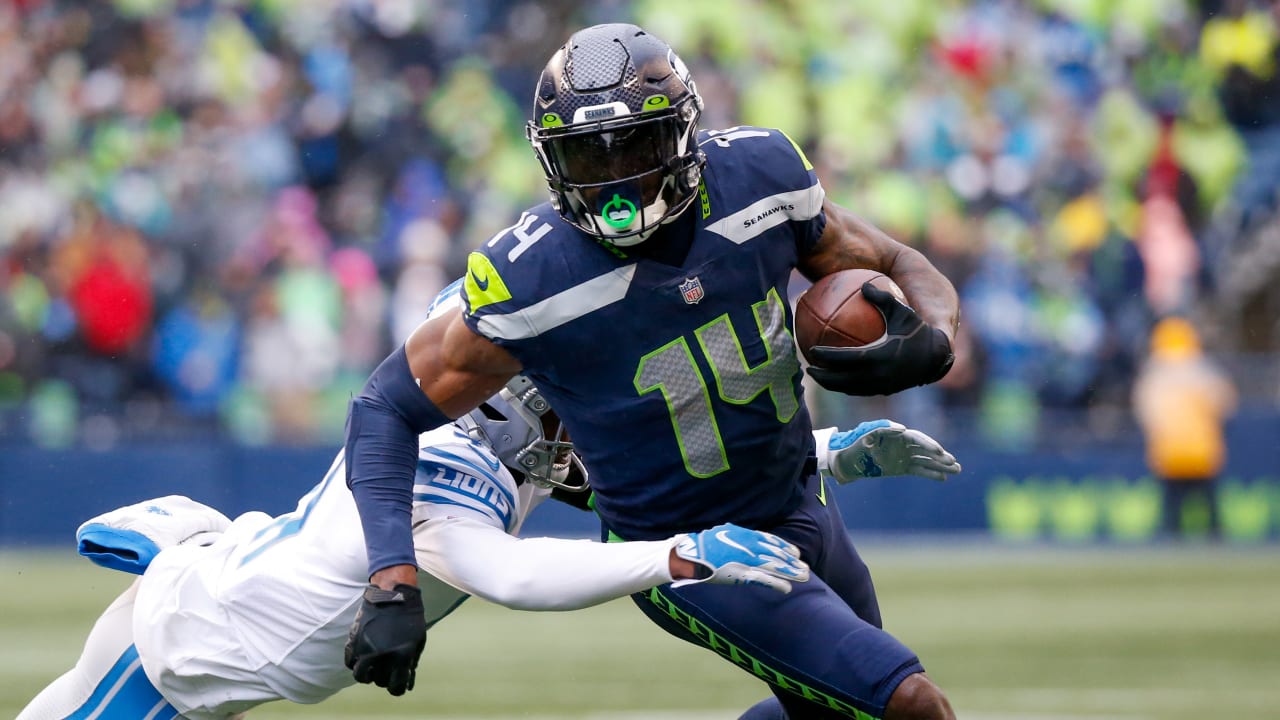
[470, 269, 490, 291]
[816, 477, 828, 506]
[715, 530, 752, 555]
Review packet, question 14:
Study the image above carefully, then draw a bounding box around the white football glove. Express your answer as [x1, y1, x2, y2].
[76, 495, 231, 575]
[671, 522, 810, 594]
[815, 420, 961, 484]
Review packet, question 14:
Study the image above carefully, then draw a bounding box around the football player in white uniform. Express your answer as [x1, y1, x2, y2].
[18, 287, 956, 719]
[17, 377, 813, 720]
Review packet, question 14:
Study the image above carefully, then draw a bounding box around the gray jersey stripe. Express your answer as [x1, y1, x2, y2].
[704, 184, 825, 245]
[476, 264, 638, 341]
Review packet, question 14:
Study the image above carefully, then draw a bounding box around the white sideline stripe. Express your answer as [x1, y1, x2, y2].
[968, 685, 1280, 706]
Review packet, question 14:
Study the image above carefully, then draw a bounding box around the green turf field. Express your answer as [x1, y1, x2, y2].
[2, 542, 1277, 719]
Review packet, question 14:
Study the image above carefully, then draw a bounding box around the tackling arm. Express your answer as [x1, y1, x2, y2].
[414, 516, 677, 610]
[414, 517, 810, 609]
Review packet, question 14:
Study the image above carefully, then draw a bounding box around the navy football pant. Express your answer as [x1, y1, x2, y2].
[622, 472, 923, 719]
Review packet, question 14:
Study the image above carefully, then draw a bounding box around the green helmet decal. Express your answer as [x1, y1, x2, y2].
[643, 94, 670, 111]
[540, 112, 564, 128]
[601, 194, 638, 228]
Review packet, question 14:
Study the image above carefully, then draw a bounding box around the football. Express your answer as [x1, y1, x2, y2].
[793, 268, 904, 365]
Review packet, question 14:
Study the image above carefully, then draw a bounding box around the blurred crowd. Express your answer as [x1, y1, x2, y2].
[1, 0, 1278, 448]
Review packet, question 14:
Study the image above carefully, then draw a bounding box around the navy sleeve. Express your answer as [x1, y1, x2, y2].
[796, 207, 827, 258]
[345, 345, 451, 576]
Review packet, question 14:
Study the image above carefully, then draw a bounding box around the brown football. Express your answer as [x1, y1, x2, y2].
[794, 268, 904, 365]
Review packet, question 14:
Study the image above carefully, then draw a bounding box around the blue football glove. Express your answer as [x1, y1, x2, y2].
[816, 420, 961, 484]
[671, 522, 810, 593]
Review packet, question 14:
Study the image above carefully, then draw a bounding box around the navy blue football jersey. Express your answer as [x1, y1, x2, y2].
[462, 126, 827, 540]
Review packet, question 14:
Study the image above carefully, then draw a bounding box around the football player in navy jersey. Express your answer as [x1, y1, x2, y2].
[342, 23, 960, 720]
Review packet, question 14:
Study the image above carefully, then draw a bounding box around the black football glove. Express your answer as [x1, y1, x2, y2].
[344, 583, 427, 696]
[806, 282, 954, 396]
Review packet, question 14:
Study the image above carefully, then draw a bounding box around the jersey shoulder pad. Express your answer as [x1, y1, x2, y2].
[699, 125, 819, 196]
[699, 126, 826, 243]
[461, 204, 575, 318]
[461, 204, 636, 345]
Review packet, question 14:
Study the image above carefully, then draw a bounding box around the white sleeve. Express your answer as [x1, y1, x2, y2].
[813, 426, 836, 475]
[413, 516, 676, 611]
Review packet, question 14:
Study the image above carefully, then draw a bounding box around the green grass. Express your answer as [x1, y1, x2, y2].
[2, 543, 1278, 719]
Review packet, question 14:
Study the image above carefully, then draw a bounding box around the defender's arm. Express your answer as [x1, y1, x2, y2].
[414, 517, 809, 608]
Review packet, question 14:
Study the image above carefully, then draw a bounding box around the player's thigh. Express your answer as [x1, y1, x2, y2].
[769, 474, 883, 628]
[631, 573, 922, 719]
[19, 581, 180, 720]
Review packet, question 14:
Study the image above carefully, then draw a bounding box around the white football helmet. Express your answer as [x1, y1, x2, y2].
[458, 376, 588, 492]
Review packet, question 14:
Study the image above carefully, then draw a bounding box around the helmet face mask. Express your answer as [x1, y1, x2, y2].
[527, 24, 705, 247]
[459, 376, 588, 492]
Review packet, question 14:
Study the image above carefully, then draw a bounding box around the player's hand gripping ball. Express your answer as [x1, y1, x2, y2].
[794, 268, 954, 396]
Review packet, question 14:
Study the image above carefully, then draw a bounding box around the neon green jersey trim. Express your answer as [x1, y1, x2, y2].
[463, 252, 512, 312]
[644, 588, 880, 719]
[780, 130, 814, 171]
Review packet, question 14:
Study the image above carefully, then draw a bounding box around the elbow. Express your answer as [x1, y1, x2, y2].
[474, 574, 586, 611]
[473, 568, 596, 607]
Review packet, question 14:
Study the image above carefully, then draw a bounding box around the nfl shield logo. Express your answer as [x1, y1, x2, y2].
[679, 277, 704, 305]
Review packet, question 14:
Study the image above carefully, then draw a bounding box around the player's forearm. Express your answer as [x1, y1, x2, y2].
[414, 517, 676, 610]
[346, 345, 452, 578]
[881, 246, 960, 341]
[800, 201, 959, 339]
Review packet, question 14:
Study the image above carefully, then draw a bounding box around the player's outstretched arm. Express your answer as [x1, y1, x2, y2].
[413, 518, 809, 610]
[814, 421, 962, 484]
[344, 308, 520, 697]
[797, 199, 958, 396]
[671, 523, 810, 593]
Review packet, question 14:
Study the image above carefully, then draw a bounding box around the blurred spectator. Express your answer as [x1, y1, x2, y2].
[1, 0, 1277, 447]
[1200, 0, 1280, 228]
[1132, 317, 1238, 538]
[1136, 115, 1201, 314]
